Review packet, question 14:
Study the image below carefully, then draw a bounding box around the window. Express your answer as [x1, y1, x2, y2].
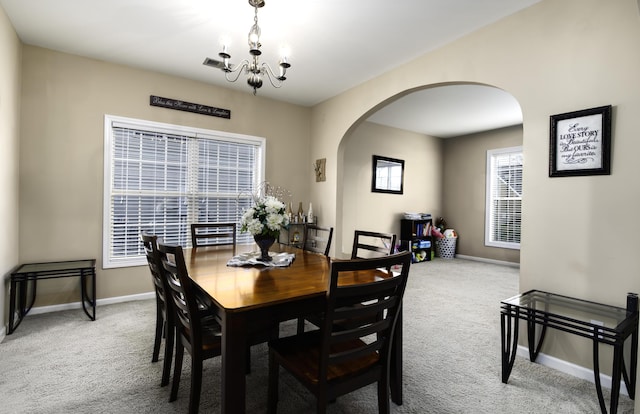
[103, 115, 265, 268]
[485, 146, 522, 249]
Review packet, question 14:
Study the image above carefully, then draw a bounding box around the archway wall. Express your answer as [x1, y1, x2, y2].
[339, 121, 443, 258]
[309, 0, 640, 378]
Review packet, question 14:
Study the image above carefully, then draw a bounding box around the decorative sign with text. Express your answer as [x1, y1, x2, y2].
[149, 95, 231, 119]
[549, 105, 611, 177]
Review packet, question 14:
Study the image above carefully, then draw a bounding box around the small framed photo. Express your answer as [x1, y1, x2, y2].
[549, 105, 612, 177]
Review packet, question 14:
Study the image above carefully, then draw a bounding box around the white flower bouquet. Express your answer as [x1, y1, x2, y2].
[240, 195, 290, 239]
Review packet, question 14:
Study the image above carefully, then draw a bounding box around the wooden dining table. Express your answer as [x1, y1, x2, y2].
[183, 242, 403, 413]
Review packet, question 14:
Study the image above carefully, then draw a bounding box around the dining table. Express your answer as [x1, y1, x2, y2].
[183, 242, 404, 413]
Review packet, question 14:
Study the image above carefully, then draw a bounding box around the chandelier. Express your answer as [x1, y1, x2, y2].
[204, 0, 291, 95]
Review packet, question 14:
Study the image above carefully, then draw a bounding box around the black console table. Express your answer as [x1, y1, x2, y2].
[501, 290, 638, 414]
[8, 259, 96, 334]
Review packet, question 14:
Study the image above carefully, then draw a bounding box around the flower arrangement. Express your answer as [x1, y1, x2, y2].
[240, 194, 290, 239]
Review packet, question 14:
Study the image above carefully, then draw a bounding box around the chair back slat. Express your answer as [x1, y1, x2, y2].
[351, 230, 396, 259]
[327, 338, 383, 366]
[190, 222, 237, 248]
[334, 296, 396, 322]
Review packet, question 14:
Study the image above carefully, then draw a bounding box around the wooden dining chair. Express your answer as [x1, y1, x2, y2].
[157, 241, 223, 414]
[296, 224, 334, 333]
[190, 222, 236, 249]
[267, 251, 412, 414]
[302, 224, 334, 256]
[351, 230, 396, 259]
[141, 231, 175, 387]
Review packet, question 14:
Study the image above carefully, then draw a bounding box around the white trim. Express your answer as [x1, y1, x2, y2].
[454, 254, 520, 268]
[516, 345, 630, 396]
[0, 326, 5, 344]
[27, 291, 156, 316]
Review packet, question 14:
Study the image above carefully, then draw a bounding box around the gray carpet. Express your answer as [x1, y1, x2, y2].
[0, 258, 634, 413]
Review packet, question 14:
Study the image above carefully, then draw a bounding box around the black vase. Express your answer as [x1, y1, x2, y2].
[254, 235, 276, 261]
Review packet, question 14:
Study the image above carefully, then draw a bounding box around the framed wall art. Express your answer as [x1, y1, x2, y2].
[549, 105, 612, 177]
[371, 155, 404, 194]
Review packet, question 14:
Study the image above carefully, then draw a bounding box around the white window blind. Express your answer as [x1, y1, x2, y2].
[485, 147, 522, 249]
[103, 115, 265, 268]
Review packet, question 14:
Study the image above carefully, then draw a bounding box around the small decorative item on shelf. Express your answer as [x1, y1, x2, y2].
[286, 202, 293, 222]
[297, 202, 304, 222]
[307, 203, 314, 223]
[240, 190, 290, 262]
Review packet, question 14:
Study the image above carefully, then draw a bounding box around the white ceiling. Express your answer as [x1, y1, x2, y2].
[0, 0, 537, 137]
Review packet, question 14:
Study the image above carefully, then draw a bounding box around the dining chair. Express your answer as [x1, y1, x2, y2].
[351, 230, 396, 259]
[190, 222, 237, 249]
[157, 241, 224, 413]
[157, 241, 268, 413]
[299, 229, 397, 335]
[267, 251, 412, 414]
[296, 224, 334, 333]
[302, 224, 334, 256]
[141, 231, 174, 387]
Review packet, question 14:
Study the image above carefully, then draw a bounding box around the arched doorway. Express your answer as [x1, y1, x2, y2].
[335, 82, 523, 263]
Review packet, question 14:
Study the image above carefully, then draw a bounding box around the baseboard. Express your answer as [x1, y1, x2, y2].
[27, 291, 155, 316]
[454, 254, 520, 268]
[0, 326, 5, 344]
[516, 345, 629, 396]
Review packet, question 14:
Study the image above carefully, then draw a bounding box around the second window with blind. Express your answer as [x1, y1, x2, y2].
[485, 146, 523, 250]
[103, 115, 265, 268]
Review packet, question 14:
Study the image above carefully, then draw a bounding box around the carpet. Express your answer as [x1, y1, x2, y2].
[0, 258, 634, 413]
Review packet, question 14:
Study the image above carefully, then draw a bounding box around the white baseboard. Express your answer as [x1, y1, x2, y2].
[26, 291, 155, 316]
[454, 254, 520, 268]
[516, 345, 629, 396]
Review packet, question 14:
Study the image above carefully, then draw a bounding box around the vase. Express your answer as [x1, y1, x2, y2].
[254, 235, 276, 261]
[295, 202, 302, 222]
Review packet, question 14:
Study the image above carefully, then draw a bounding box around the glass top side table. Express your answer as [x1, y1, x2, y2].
[500, 290, 638, 414]
[9, 259, 96, 334]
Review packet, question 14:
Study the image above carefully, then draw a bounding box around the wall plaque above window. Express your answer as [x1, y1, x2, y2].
[549, 105, 611, 177]
[150, 95, 231, 119]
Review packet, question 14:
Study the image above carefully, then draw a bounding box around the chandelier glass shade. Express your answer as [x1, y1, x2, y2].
[217, 0, 291, 95]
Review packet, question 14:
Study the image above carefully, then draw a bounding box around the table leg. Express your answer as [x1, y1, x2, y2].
[25, 277, 37, 313]
[8, 278, 17, 334]
[609, 342, 623, 414]
[501, 306, 519, 383]
[80, 268, 96, 321]
[221, 311, 248, 414]
[390, 307, 403, 405]
[629, 326, 638, 400]
[526, 310, 547, 362]
[592, 328, 608, 414]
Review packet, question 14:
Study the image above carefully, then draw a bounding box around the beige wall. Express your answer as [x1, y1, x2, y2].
[442, 125, 522, 263]
[0, 5, 21, 336]
[18, 46, 311, 306]
[308, 0, 640, 391]
[340, 121, 442, 256]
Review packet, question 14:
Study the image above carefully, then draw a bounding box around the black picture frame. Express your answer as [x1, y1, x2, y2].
[549, 105, 612, 177]
[371, 155, 404, 194]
